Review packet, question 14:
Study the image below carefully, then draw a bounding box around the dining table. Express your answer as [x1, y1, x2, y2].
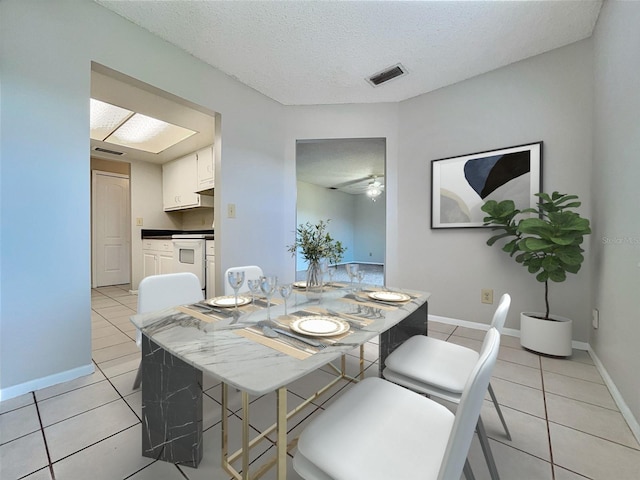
[130, 282, 430, 480]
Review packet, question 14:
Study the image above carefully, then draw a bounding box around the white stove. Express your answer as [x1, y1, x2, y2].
[172, 234, 213, 290]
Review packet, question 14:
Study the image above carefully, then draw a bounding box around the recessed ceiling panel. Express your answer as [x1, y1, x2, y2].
[104, 113, 197, 154]
[90, 98, 198, 154]
[90, 99, 132, 141]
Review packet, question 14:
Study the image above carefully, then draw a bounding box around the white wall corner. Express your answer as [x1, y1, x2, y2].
[588, 347, 640, 445]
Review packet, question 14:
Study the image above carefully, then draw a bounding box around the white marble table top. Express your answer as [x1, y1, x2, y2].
[131, 286, 429, 396]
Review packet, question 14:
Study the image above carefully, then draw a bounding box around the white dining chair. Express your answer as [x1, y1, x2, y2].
[132, 272, 204, 389]
[293, 328, 502, 480]
[223, 265, 264, 295]
[382, 293, 512, 480]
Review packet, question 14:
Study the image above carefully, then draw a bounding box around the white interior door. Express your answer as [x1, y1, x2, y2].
[92, 171, 131, 287]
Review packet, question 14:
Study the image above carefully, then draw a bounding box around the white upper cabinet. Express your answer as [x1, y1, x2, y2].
[196, 145, 214, 191]
[162, 150, 214, 211]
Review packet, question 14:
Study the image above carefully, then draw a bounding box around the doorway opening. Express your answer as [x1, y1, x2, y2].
[295, 138, 386, 285]
[89, 63, 219, 290]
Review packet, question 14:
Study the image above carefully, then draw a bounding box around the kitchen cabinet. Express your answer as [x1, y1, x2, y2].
[142, 239, 174, 278]
[196, 145, 214, 192]
[162, 152, 214, 211]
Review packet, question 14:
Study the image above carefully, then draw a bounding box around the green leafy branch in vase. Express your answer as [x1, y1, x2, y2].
[287, 219, 346, 266]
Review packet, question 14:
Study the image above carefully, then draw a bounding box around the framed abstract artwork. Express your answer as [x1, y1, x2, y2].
[431, 141, 542, 229]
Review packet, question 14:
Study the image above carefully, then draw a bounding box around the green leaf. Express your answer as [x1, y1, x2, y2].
[486, 232, 513, 246]
[564, 263, 581, 274]
[521, 237, 554, 252]
[536, 271, 549, 282]
[556, 248, 584, 265]
[548, 270, 567, 282]
[549, 236, 576, 246]
[542, 256, 560, 271]
[528, 263, 542, 274]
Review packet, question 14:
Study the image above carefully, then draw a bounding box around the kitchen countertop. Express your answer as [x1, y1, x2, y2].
[141, 229, 214, 239]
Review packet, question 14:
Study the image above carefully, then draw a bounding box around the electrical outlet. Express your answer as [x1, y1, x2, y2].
[592, 309, 599, 329]
[136, 217, 143, 226]
[481, 288, 494, 304]
[227, 203, 236, 218]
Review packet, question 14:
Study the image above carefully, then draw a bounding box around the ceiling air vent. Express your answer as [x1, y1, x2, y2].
[367, 63, 407, 87]
[93, 146, 125, 156]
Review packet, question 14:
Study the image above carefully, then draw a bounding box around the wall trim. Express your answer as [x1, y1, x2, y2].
[588, 347, 640, 445]
[429, 313, 639, 444]
[429, 314, 589, 350]
[0, 363, 95, 402]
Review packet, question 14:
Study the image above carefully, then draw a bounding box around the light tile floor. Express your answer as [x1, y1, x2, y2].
[1, 284, 639, 479]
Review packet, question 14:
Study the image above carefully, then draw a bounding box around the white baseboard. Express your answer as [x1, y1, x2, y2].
[429, 313, 639, 444]
[588, 347, 640, 445]
[429, 314, 589, 350]
[0, 363, 95, 402]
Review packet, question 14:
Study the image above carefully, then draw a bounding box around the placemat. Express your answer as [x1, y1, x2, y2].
[234, 316, 354, 359]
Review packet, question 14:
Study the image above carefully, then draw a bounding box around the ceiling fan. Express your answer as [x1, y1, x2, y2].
[329, 174, 385, 199]
[365, 176, 385, 201]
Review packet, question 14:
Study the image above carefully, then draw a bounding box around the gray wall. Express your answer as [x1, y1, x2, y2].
[294, 181, 386, 270]
[591, 0, 640, 427]
[353, 193, 386, 263]
[295, 181, 356, 269]
[397, 39, 594, 335]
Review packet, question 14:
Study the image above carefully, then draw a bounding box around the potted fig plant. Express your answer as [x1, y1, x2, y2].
[481, 192, 591, 356]
[287, 219, 346, 291]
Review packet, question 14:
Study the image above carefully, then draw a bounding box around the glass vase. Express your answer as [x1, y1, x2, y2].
[306, 259, 324, 295]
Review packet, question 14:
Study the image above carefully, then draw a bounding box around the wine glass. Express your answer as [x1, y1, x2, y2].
[318, 258, 329, 292]
[356, 270, 365, 291]
[260, 275, 278, 321]
[227, 271, 245, 310]
[346, 264, 359, 290]
[278, 283, 293, 318]
[327, 265, 335, 285]
[247, 278, 261, 306]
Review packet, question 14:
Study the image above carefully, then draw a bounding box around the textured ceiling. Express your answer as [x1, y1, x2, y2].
[296, 138, 386, 194]
[95, 0, 602, 106]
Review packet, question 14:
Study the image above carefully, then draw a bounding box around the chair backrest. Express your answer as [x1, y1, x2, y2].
[223, 265, 264, 295]
[137, 272, 204, 314]
[490, 293, 511, 333]
[437, 328, 501, 480]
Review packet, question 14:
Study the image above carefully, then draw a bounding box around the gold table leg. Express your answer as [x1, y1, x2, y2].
[277, 387, 287, 480]
[220, 345, 366, 478]
[222, 383, 229, 468]
[242, 391, 250, 480]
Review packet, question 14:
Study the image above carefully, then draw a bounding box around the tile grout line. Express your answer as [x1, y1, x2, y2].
[546, 419, 640, 453]
[539, 355, 557, 480]
[32, 391, 56, 480]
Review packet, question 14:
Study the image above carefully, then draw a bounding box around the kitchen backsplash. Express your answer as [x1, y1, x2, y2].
[181, 208, 214, 230]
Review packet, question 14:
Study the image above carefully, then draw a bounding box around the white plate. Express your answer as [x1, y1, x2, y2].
[290, 316, 350, 337]
[207, 295, 251, 308]
[292, 281, 307, 288]
[368, 291, 411, 302]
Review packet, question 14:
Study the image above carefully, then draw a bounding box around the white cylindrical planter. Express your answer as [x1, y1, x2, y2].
[520, 312, 573, 357]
